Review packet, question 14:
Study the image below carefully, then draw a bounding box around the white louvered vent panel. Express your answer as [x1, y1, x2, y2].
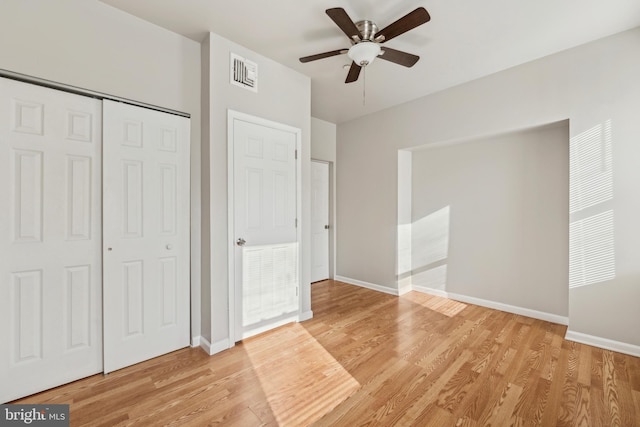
[230, 53, 258, 92]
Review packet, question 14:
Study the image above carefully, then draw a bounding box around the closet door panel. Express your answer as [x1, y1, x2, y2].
[102, 100, 190, 374]
[0, 77, 102, 403]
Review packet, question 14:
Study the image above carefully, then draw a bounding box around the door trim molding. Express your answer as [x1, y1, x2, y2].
[227, 110, 302, 345]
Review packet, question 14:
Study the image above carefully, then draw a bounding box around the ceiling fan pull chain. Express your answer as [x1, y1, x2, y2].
[363, 66, 366, 106]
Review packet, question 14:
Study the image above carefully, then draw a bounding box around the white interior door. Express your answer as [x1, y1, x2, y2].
[311, 161, 330, 282]
[103, 100, 190, 373]
[0, 78, 102, 402]
[231, 112, 300, 340]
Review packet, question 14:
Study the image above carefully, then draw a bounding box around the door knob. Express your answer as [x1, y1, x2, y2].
[166, 244, 173, 250]
[236, 238, 246, 246]
[324, 225, 330, 230]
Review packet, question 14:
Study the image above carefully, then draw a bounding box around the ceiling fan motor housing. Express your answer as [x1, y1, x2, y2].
[355, 20, 378, 41]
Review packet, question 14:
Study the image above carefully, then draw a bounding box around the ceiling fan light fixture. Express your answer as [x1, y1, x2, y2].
[347, 41, 381, 66]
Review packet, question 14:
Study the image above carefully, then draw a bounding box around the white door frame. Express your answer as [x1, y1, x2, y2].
[227, 110, 302, 344]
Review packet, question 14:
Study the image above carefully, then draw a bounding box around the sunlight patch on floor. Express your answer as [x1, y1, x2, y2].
[402, 292, 467, 317]
[242, 323, 360, 426]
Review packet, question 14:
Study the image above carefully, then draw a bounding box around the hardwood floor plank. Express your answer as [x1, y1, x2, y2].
[603, 349, 623, 426]
[630, 357, 640, 391]
[633, 390, 640, 421]
[589, 386, 606, 427]
[540, 336, 570, 426]
[413, 404, 457, 426]
[435, 362, 480, 412]
[524, 376, 552, 425]
[573, 383, 591, 427]
[591, 347, 605, 389]
[512, 372, 541, 420]
[615, 379, 637, 426]
[479, 381, 523, 426]
[10, 280, 639, 426]
[578, 344, 593, 386]
[558, 379, 579, 426]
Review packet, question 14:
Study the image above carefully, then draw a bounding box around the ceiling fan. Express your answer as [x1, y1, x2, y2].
[299, 7, 431, 83]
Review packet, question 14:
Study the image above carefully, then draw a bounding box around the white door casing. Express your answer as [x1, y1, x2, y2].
[229, 111, 301, 341]
[311, 161, 330, 282]
[103, 100, 190, 374]
[0, 78, 103, 402]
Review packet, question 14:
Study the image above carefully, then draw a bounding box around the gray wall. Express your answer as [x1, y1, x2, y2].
[337, 27, 640, 348]
[311, 117, 336, 162]
[411, 123, 569, 317]
[0, 0, 202, 340]
[202, 33, 311, 349]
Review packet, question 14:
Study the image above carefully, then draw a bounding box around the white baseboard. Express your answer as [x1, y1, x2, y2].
[299, 310, 313, 322]
[200, 336, 231, 356]
[565, 330, 640, 358]
[413, 285, 569, 326]
[398, 284, 412, 296]
[191, 336, 201, 347]
[335, 275, 399, 296]
[412, 285, 448, 299]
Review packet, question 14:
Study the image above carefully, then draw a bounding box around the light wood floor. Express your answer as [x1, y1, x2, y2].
[14, 280, 640, 426]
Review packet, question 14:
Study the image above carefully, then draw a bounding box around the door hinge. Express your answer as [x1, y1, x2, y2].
[296, 287, 299, 297]
[295, 218, 298, 228]
[295, 149, 298, 160]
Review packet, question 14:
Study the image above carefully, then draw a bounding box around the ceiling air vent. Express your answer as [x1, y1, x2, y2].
[230, 53, 258, 92]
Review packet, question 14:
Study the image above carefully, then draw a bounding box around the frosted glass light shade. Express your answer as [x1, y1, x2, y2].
[347, 42, 381, 66]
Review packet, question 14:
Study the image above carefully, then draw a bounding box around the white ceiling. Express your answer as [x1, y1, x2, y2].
[100, 0, 640, 124]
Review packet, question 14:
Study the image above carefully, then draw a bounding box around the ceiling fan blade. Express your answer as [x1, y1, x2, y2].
[376, 7, 431, 43]
[345, 62, 361, 83]
[299, 49, 347, 63]
[326, 8, 362, 40]
[379, 47, 420, 67]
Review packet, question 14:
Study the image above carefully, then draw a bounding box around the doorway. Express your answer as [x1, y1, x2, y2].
[311, 160, 330, 282]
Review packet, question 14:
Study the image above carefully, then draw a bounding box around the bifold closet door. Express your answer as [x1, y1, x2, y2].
[102, 100, 190, 374]
[0, 77, 103, 403]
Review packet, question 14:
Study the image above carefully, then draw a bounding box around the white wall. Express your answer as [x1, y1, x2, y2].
[337, 27, 640, 351]
[0, 0, 202, 339]
[202, 33, 311, 351]
[200, 36, 212, 342]
[311, 117, 336, 162]
[410, 123, 569, 318]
